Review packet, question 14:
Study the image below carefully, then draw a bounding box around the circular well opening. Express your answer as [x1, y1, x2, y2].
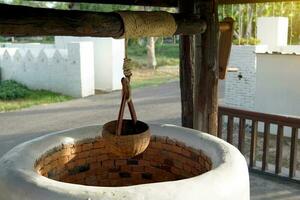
[35, 136, 212, 187]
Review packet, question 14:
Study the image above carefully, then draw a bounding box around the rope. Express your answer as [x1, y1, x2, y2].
[123, 58, 133, 78]
[116, 11, 177, 39]
[123, 39, 132, 101]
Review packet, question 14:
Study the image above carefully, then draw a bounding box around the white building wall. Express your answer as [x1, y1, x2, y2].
[255, 53, 300, 116]
[55, 36, 124, 91]
[0, 42, 95, 97]
[257, 17, 288, 50]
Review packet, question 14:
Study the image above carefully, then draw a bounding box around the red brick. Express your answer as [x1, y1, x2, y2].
[77, 151, 90, 159]
[102, 160, 114, 169]
[60, 148, 72, 156]
[71, 146, 82, 154]
[82, 143, 93, 151]
[93, 140, 105, 149]
[85, 176, 97, 185]
[115, 160, 127, 166]
[131, 166, 145, 172]
[183, 164, 192, 174]
[138, 160, 151, 166]
[90, 149, 103, 157]
[108, 172, 119, 179]
[75, 158, 86, 166]
[166, 137, 176, 145]
[156, 136, 167, 143]
[57, 155, 69, 166]
[97, 154, 109, 162]
[181, 149, 191, 157]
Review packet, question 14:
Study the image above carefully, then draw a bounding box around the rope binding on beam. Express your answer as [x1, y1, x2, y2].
[116, 11, 177, 38]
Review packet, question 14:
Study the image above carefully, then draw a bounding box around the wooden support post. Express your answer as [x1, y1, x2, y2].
[178, 0, 195, 128]
[193, 0, 219, 135]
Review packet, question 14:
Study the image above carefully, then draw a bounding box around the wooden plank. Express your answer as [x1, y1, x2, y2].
[218, 17, 234, 80]
[193, 0, 219, 136]
[275, 125, 283, 174]
[289, 128, 298, 178]
[227, 116, 234, 144]
[250, 120, 258, 168]
[262, 122, 270, 171]
[238, 118, 245, 154]
[178, 0, 194, 128]
[0, 3, 206, 37]
[218, 114, 223, 138]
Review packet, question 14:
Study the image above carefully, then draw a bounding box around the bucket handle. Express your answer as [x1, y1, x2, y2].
[116, 77, 137, 136]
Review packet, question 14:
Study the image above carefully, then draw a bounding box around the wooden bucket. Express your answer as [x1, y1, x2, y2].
[102, 120, 150, 157]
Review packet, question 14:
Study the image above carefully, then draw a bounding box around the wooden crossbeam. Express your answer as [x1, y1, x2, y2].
[35, 0, 300, 8]
[36, 0, 177, 7]
[0, 4, 206, 37]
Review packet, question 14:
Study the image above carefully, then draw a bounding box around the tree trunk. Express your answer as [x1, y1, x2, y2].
[147, 37, 157, 69]
[245, 4, 254, 39]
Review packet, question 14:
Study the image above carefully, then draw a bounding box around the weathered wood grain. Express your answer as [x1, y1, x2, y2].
[0, 3, 206, 37]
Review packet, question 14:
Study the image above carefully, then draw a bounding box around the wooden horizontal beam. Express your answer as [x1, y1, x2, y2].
[35, 0, 300, 8]
[36, 0, 177, 7]
[0, 4, 206, 37]
[219, 0, 300, 4]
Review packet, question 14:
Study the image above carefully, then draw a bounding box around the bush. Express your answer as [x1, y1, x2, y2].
[0, 80, 30, 100]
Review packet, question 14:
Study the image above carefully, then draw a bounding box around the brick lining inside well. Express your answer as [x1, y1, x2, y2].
[35, 136, 212, 187]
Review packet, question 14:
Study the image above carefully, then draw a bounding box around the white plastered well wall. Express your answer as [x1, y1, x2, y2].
[0, 124, 250, 200]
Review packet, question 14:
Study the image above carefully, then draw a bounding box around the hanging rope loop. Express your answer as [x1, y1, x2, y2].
[122, 39, 133, 101]
[123, 58, 133, 79]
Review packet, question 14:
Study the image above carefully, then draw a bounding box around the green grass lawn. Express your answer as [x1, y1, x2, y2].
[128, 43, 179, 67]
[0, 81, 72, 112]
[0, 90, 72, 112]
[127, 43, 180, 88]
[131, 66, 179, 89]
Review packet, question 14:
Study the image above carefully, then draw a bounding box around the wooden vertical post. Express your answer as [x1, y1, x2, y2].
[275, 125, 283, 174]
[194, 0, 219, 135]
[262, 122, 270, 171]
[250, 120, 258, 168]
[178, 0, 195, 128]
[238, 118, 246, 154]
[289, 128, 298, 178]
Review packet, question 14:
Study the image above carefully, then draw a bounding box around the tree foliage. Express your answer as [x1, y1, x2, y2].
[219, 2, 300, 44]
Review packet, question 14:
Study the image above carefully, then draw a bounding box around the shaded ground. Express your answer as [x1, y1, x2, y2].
[0, 81, 299, 199]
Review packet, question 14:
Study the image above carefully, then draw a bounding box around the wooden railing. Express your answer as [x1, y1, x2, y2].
[218, 106, 299, 181]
